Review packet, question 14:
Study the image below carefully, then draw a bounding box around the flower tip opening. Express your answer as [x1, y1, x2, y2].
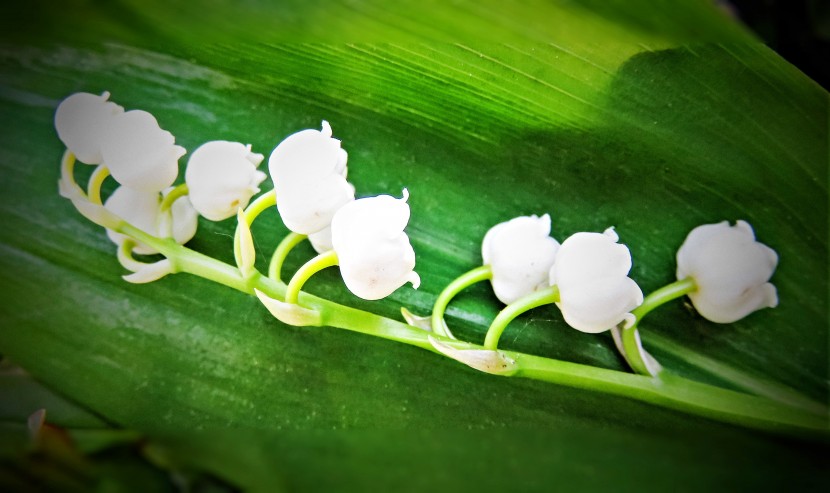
[321, 120, 332, 137]
[407, 271, 421, 289]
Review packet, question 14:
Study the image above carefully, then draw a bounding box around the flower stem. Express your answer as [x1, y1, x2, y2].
[285, 250, 339, 304]
[233, 190, 276, 267]
[87, 166, 110, 205]
[483, 286, 559, 350]
[107, 220, 829, 437]
[632, 277, 698, 321]
[269, 232, 307, 282]
[431, 265, 492, 339]
[619, 277, 698, 376]
[159, 183, 189, 212]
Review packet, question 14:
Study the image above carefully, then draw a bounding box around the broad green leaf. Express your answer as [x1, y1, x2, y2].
[0, 0, 827, 490]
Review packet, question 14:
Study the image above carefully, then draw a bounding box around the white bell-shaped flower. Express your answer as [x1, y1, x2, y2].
[100, 110, 185, 192]
[330, 190, 420, 300]
[481, 214, 560, 304]
[549, 228, 643, 333]
[104, 186, 197, 255]
[676, 220, 778, 323]
[185, 141, 267, 221]
[268, 121, 355, 235]
[54, 91, 124, 164]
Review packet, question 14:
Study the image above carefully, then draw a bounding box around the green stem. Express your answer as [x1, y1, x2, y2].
[620, 277, 698, 376]
[269, 232, 307, 282]
[87, 166, 110, 205]
[285, 250, 339, 304]
[159, 183, 189, 212]
[108, 220, 828, 437]
[632, 277, 698, 321]
[116, 239, 144, 272]
[645, 332, 828, 416]
[233, 190, 276, 267]
[483, 286, 559, 350]
[431, 265, 492, 339]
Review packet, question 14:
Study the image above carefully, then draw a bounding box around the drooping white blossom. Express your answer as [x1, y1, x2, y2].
[100, 110, 185, 192]
[54, 91, 124, 164]
[549, 228, 643, 333]
[185, 141, 266, 221]
[676, 220, 778, 323]
[268, 121, 355, 235]
[481, 214, 560, 304]
[330, 190, 420, 300]
[104, 185, 197, 254]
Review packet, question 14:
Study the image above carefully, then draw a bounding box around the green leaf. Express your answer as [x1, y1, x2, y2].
[0, 0, 827, 490]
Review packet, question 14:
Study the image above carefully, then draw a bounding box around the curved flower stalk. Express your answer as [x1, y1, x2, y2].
[424, 214, 560, 340]
[54, 91, 124, 165]
[258, 191, 420, 326]
[185, 141, 267, 221]
[268, 120, 355, 248]
[677, 220, 778, 323]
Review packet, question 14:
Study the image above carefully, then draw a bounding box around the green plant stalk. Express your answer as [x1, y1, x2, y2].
[430, 265, 492, 339]
[483, 286, 559, 350]
[269, 232, 307, 282]
[159, 183, 189, 212]
[285, 250, 339, 304]
[108, 221, 829, 437]
[621, 278, 697, 375]
[86, 166, 110, 205]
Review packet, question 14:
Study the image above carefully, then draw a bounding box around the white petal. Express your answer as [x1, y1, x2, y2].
[268, 122, 355, 234]
[551, 230, 632, 287]
[55, 91, 124, 164]
[100, 110, 182, 192]
[482, 214, 559, 304]
[167, 190, 198, 246]
[308, 226, 333, 253]
[557, 276, 643, 333]
[550, 228, 642, 333]
[331, 191, 419, 300]
[677, 220, 779, 323]
[185, 141, 267, 221]
[104, 186, 162, 254]
[123, 259, 174, 284]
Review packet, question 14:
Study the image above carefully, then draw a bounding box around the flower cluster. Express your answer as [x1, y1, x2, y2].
[55, 90, 780, 382]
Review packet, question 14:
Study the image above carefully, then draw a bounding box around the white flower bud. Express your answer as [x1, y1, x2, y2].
[185, 141, 267, 221]
[268, 121, 355, 234]
[330, 190, 420, 300]
[54, 91, 124, 164]
[100, 110, 185, 192]
[676, 220, 778, 323]
[308, 226, 333, 254]
[481, 214, 560, 304]
[549, 228, 643, 333]
[104, 186, 197, 254]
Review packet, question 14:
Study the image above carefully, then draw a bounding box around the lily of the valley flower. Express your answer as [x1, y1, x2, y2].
[549, 228, 643, 333]
[185, 141, 267, 221]
[54, 91, 124, 164]
[104, 185, 197, 254]
[268, 121, 355, 242]
[481, 214, 560, 304]
[330, 190, 420, 300]
[676, 220, 778, 323]
[100, 110, 185, 192]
